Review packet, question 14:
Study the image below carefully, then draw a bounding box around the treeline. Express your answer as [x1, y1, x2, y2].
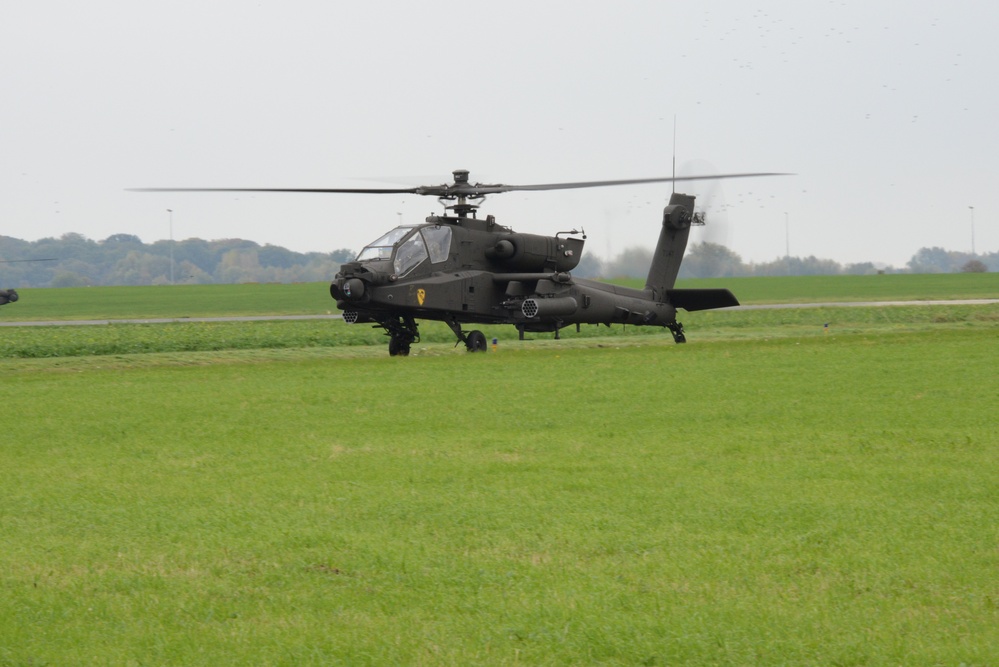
[2, 233, 993, 288]
[1, 233, 355, 288]
[592, 242, 996, 279]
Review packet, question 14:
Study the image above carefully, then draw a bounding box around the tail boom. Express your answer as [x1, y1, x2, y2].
[645, 192, 696, 296]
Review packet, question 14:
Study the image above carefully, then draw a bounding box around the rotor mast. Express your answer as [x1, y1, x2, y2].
[444, 169, 480, 219]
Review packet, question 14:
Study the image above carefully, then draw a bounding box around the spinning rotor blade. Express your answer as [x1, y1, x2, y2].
[693, 183, 732, 247]
[128, 186, 421, 194]
[681, 160, 732, 247]
[486, 172, 788, 194]
[130, 171, 790, 199]
[0, 258, 59, 263]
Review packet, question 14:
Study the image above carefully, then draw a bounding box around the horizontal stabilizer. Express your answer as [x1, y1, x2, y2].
[667, 288, 740, 312]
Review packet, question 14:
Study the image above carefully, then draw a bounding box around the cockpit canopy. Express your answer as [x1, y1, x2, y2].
[356, 224, 453, 276]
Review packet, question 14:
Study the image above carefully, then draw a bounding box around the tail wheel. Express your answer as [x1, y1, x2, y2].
[465, 330, 487, 352]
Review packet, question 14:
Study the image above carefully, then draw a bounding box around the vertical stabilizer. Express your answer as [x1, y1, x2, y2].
[645, 192, 695, 297]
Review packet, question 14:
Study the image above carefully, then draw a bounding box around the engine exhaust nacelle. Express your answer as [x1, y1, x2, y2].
[486, 233, 583, 272]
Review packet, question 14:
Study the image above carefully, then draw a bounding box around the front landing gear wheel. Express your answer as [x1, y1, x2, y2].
[380, 314, 418, 356]
[388, 338, 411, 356]
[465, 330, 487, 352]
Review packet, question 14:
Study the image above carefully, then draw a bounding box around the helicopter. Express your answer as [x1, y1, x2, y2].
[136, 169, 784, 355]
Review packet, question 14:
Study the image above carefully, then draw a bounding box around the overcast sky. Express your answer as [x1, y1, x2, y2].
[3, 1, 995, 267]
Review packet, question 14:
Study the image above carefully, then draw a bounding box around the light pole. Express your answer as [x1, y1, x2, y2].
[167, 209, 175, 285]
[969, 206, 975, 256]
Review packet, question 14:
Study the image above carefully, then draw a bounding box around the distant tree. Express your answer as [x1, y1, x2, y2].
[572, 250, 603, 278]
[681, 242, 746, 278]
[961, 259, 987, 273]
[330, 248, 356, 263]
[794, 256, 844, 276]
[103, 234, 143, 245]
[60, 232, 90, 244]
[907, 247, 956, 273]
[259, 244, 298, 269]
[49, 271, 91, 288]
[176, 260, 214, 284]
[212, 238, 260, 251]
[218, 248, 262, 283]
[0, 235, 31, 254]
[109, 250, 170, 286]
[747, 257, 795, 277]
[843, 262, 880, 276]
[54, 259, 101, 286]
[603, 246, 653, 279]
[174, 238, 220, 275]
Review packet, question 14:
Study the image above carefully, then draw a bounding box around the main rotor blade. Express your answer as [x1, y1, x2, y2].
[129, 172, 791, 198]
[0, 258, 59, 263]
[488, 172, 790, 193]
[128, 186, 423, 194]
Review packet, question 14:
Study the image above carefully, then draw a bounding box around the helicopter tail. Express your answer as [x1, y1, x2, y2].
[645, 192, 739, 312]
[645, 192, 695, 296]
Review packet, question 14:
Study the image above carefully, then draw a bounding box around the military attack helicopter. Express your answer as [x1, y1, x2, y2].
[136, 169, 784, 355]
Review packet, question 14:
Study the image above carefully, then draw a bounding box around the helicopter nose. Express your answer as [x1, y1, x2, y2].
[342, 278, 366, 300]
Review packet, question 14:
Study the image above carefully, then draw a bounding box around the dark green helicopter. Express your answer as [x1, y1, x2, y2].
[137, 169, 783, 355]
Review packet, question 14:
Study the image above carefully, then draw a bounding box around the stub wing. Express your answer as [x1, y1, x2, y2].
[667, 288, 739, 312]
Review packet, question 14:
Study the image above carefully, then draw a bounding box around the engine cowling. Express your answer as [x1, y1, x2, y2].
[485, 233, 583, 272]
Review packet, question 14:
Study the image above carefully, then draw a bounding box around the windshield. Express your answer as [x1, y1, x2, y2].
[393, 232, 428, 276]
[355, 224, 452, 274]
[421, 225, 452, 264]
[356, 226, 414, 262]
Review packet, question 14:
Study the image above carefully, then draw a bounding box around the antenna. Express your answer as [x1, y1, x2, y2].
[672, 115, 677, 194]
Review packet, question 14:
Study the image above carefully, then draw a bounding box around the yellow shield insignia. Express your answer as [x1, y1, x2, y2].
[417, 288, 426, 306]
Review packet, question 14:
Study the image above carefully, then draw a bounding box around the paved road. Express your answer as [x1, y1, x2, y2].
[2, 300, 997, 327]
[731, 298, 999, 310]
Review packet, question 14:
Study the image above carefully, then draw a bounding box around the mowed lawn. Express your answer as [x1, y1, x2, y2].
[2, 326, 997, 664]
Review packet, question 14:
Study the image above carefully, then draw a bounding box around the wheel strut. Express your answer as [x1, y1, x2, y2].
[667, 321, 687, 344]
[380, 315, 419, 356]
[445, 317, 487, 352]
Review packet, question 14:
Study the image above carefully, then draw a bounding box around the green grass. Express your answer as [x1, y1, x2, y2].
[1, 330, 997, 665]
[3, 273, 996, 322]
[0, 283, 336, 321]
[3, 303, 998, 359]
[1, 280, 997, 664]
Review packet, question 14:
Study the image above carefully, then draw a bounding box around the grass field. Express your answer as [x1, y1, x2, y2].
[1, 278, 997, 664]
[3, 272, 997, 321]
[0, 283, 335, 321]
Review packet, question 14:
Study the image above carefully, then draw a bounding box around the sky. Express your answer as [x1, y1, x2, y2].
[2, 1, 996, 268]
